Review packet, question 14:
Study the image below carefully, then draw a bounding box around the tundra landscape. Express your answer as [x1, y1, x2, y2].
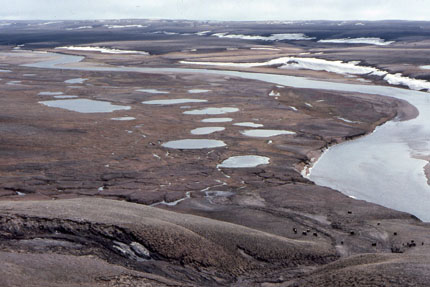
[0, 19, 430, 286]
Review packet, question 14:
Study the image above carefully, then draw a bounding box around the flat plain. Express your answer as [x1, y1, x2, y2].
[0, 20, 430, 286]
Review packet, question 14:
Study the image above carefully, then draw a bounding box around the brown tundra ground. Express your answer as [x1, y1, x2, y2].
[0, 20, 429, 286]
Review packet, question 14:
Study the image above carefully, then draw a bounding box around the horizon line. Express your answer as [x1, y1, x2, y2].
[1, 18, 429, 22]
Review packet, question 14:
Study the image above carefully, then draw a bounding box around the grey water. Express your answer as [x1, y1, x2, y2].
[142, 99, 207, 105]
[111, 117, 136, 121]
[202, 118, 233, 123]
[218, 155, 270, 168]
[64, 78, 87, 84]
[53, 95, 78, 99]
[240, 129, 296, 137]
[162, 139, 226, 149]
[191, 127, 225, 135]
[39, 99, 130, 113]
[38, 91, 64, 96]
[234, 122, 264, 128]
[184, 107, 239, 115]
[136, 89, 170, 94]
[188, 89, 211, 93]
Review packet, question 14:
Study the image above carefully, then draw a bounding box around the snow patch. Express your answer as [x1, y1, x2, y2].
[66, 26, 93, 31]
[181, 57, 430, 92]
[104, 24, 146, 29]
[57, 46, 149, 55]
[319, 37, 393, 46]
[195, 30, 211, 36]
[212, 33, 315, 41]
[269, 90, 281, 97]
[336, 117, 361, 124]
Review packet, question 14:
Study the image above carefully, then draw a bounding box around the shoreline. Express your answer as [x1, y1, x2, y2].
[299, 93, 419, 182]
[299, 118, 387, 184]
[425, 162, 430, 186]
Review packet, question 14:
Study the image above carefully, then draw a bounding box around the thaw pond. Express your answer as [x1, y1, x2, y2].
[241, 129, 296, 137]
[38, 91, 64, 96]
[188, 89, 210, 93]
[142, 99, 207, 105]
[111, 117, 136, 121]
[204, 190, 235, 202]
[202, 118, 233, 123]
[218, 155, 270, 168]
[136, 89, 169, 94]
[64, 78, 87, 84]
[7, 81, 22, 85]
[162, 139, 226, 149]
[191, 127, 225, 135]
[234, 122, 264, 128]
[184, 107, 239, 115]
[54, 95, 78, 99]
[39, 99, 131, 113]
[205, 190, 234, 197]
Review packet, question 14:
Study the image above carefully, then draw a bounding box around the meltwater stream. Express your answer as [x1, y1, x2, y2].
[23, 52, 430, 220]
